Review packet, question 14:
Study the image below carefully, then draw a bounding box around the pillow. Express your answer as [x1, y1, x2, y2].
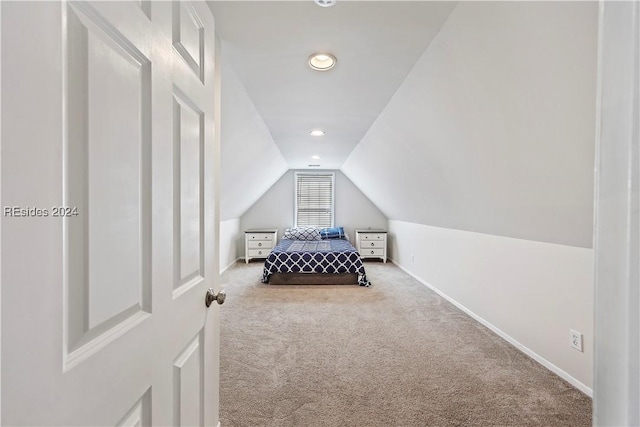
[283, 226, 322, 241]
[319, 227, 346, 240]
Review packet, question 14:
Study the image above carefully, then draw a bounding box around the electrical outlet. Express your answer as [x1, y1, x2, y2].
[570, 329, 583, 352]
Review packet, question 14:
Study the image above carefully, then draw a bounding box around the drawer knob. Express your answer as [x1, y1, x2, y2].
[258, 242, 262, 247]
[370, 242, 374, 246]
[371, 250, 375, 254]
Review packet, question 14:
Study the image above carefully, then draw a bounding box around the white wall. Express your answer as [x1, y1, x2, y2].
[219, 56, 287, 222]
[219, 55, 288, 267]
[343, 1, 597, 248]
[389, 220, 593, 393]
[341, 2, 597, 392]
[219, 219, 241, 273]
[240, 170, 387, 257]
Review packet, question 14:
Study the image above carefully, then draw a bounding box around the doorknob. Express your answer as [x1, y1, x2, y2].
[205, 289, 226, 307]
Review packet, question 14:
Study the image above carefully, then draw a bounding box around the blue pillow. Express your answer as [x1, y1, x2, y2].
[319, 227, 346, 240]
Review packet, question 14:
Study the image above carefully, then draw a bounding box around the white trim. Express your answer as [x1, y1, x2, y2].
[593, 1, 640, 423]
[388, 257, 593, 397]
[0, 2, 3, 419]
[220, 258, 241, 275]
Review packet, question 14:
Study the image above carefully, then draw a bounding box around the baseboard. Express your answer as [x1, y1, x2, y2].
[388, 257, 593, 398]
[221, 258, 241, 274]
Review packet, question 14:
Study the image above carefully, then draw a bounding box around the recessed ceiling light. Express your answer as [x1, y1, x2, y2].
[308, 53, 336, 71]
[314, 0, 337, 7]
[309, 129, 325, 136]
[311, 155, 321, 160]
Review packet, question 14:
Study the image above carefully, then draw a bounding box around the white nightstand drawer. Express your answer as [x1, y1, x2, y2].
[361, 240, 384, 249]
[359, 233, 386, 241]
[247, 240, 272, 250]
[246, 233, 274, 241]
[363, 248, 384, 256]
[355, 230, 387, 263]
[245, 229, 278, 263]
[248, 249, 270, 257]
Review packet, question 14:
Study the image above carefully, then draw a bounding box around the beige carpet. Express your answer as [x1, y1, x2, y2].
[220, 261, 592, 427]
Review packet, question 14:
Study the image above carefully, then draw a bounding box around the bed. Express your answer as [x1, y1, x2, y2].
[261, 227, 371, 287]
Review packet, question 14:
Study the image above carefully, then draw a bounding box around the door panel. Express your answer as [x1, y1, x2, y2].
[117, 390, 152, 427]
[173, 1, 204, 82]
[1, 1, 220, 425]
[65, 1, 153, 357]
[173, 331, 205, 427]
[173, 88, 205, 292]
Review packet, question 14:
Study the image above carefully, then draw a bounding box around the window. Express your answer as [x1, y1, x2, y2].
[295, 172, 335, 228]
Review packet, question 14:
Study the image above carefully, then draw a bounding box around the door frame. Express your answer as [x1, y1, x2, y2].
[0, 2, 3, 422]
[593, 1, 640, 425]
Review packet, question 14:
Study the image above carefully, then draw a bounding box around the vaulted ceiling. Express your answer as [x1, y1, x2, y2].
[208, 1, 456, 169]
[212, 1, 598, 249]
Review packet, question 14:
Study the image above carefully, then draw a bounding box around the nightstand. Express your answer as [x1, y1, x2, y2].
[244, 229, 278, 263]
[355, 229, 387, 263]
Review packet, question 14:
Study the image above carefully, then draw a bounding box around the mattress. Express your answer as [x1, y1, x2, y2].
[261, 238, 371, 286]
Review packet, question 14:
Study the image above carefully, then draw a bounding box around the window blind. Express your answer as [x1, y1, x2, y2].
[295, 173, 334, 228]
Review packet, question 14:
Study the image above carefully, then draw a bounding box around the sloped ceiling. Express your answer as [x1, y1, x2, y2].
[342, 1, 598, 248]
[220, 58, 288, 221]
[209, 1, 456, 169]
[214, 1, 598, 248]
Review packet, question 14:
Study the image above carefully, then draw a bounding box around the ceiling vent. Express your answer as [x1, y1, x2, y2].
[314, 0, 337, 7]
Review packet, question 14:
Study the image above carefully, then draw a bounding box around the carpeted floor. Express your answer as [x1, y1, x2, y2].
[219, 261, 592, 427]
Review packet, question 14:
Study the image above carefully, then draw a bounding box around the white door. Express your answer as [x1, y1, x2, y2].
[1, 1, 222, 425]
